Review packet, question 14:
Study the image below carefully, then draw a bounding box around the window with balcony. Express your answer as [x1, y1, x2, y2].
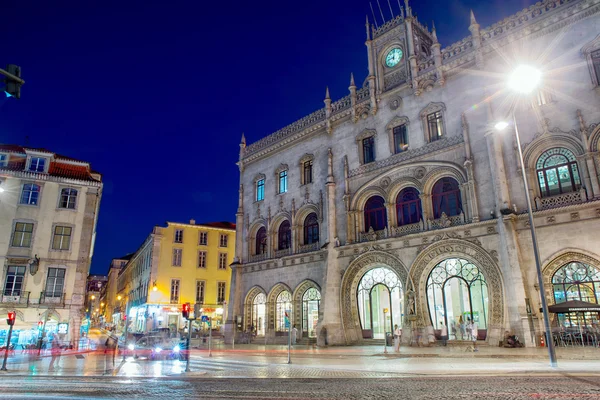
[196, 280, 205, 304]
[218, 252, 227, 269]
[198, 251, 207, 268]
[172, 248, 182, 266]
[396, 187, 422, 226]
[219, 234, 228, 247]
[28, 157, 46, 172]
[11, 222, 33, 247]
[536, 148, 581, 197]
[255, 227, 267, 255]
[199, 231, 208, 245]
[303, 213, 319, 245]
[174, 229, 184, 243]
[3, 266, 25, 296]
[52, 226, 72, 250]
[432, 177, 462, 218]
[59, 188, 78, 209]
[170, 279, 180, 303]
[20, 183, 40, 205]
[278, 220, 291, 250]
[364, 196, 387, 231]
[217, 281, 226, 304]
[45, 268, 65, 298]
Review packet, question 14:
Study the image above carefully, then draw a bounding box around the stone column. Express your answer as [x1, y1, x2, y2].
[224, 263, 242, 344]
[385, 202, 395, 231]
[464, 159, 480, 222]
[315, 247, 343, 346]
[585, 155, 600, 198]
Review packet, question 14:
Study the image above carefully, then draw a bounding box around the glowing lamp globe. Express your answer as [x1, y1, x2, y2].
[508, 65, 542, 94]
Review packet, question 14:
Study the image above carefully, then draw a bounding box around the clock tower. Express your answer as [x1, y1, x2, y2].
[365, 0, 437, 99]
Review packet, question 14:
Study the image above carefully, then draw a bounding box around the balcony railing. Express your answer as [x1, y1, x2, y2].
[390, 222, 423, 237]
[1, 291, 30, 307]
[536, 190, 585, 210]
[273, 248, 291, 258]
[429, 212, 465, 230]
[40, 291, 66, 307]
[249, 253, 269, 263]
[297, 242, 320, 254]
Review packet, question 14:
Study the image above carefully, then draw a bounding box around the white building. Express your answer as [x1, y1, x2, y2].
[226, 0, 600, 347]
[0, 145, 102, 348]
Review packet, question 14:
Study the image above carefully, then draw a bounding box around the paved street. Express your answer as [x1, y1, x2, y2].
[2, 375, 600, 399]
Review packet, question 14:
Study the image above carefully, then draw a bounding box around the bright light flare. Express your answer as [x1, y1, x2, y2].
[508, 65, 542, 94]
[495, 121, 509, 131]
[0, 187, 4, 193]
[127, 344, 134, 351]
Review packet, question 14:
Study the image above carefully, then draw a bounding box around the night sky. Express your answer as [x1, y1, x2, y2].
[0, 0, 535, 275]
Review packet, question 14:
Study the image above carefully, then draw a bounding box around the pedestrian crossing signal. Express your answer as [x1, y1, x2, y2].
[182, 303, 191, 320]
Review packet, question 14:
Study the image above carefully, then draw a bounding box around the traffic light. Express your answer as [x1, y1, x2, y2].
[7, 311, 16, 326]
[182, 303, 190, 320]
[37, 321, 43, 329]
[4, 65, 22, 99]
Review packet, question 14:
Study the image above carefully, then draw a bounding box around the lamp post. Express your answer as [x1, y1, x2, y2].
[495, 65, 557, 368]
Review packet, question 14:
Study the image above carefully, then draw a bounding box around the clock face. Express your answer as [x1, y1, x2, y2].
[385, 48, 403, 68]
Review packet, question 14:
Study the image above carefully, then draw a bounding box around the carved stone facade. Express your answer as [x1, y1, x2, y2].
[225, 0, 600, 347]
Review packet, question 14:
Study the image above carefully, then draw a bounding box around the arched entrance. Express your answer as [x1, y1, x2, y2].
[302, 288, 320, 338]
[409, 239, 504, 344]
[340, 251, 409, 344]
[551, 261, 600, 328]
[426, 258, 489, 340]
[251, 293, 266, 336]
[275, 290, 292, 332]
[357, 267, 403, 339]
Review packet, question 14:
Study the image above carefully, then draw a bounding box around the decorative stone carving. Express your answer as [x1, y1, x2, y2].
[379, 177, 391, 189]
[389, 96, 402, 110]
[414, 167, 426, 180]
[546, 216, 556, 224]
[570, 212, 580, 221]
[464, 229, 471, 237]
[487, 226, 496, 234]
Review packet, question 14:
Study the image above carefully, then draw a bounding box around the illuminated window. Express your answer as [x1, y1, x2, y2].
[427, 111, 444, 142]
[11, 222, 33, 247]
[536, 148, 581, 197]
[278, 170, 288, 194]
[52, 226, 72, 250]
[256, 179, 265, 201]
[20, 183, 40, 205]
[393, 125, 409, 153]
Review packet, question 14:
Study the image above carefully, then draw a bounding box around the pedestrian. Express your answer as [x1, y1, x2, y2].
[440, 322, 448, 346]
[49, 338, 61, 371]
[466, 318, 472, 341]
[451, 321, 457, 340]
[291, 325, 298, 345]
[471, 321, 478, 352]
[393, 324, 402, 352]
[459, 316, 465, 340]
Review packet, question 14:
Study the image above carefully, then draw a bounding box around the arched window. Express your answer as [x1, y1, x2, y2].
[303, 213, 319, 245]
[552, 261, 600, 328]
[251, 293, 266, 336]
[396, 187, 422, 226]
[357, 267, 403, 339]
[278, 221, 291, 250]
[536, 148, 581, 197]
[275, 290, 292, 332]
[432, 177, 462, 218]
[302, 288, 321, 338]
[364, 196, 387, 231]
[427, 258, 489, 340]
[255, 227, 267, 255]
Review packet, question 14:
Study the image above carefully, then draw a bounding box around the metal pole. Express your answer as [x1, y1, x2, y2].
[38, 312, 49, 356]
[383, 310, 388, 354]
[287, 322, 291, 364]
[208, 317, 212, 357]
[185, 319, 192, 372]
[122, 301, 129, 361]
[513, 112, 558, 368]
[1, 324, 14, 371]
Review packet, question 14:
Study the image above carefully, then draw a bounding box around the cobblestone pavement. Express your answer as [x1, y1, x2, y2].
[3, 375, 600, 399]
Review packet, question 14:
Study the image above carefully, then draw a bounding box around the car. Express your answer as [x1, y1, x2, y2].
[128, 335, 183, 360]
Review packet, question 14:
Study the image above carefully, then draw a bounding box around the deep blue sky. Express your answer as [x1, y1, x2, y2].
[0, 0, 535, 274]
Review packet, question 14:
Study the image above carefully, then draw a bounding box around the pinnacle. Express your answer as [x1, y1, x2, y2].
[350, 73, 355, 87]
[470, 9, 478, 25]
[240, 132, 246, 145]
[325, 86, 331, 100]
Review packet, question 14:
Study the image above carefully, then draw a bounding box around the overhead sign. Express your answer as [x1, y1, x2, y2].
[57, 323, 68, 334]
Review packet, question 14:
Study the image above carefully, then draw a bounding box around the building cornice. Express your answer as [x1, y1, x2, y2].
[165, 222, 236, 232]
[0, 168, 102, 187]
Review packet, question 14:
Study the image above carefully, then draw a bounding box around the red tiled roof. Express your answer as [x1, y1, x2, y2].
[198, 221, 236, 230]
[0, 143, 100, 182]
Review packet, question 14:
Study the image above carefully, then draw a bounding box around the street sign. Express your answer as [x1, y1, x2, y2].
[201, 315, 209, 322]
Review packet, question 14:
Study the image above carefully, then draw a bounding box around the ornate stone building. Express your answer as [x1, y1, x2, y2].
[225, 0, 600, 347]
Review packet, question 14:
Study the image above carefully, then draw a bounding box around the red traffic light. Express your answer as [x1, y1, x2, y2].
[7, 311, 16, 326]
[37, 321, 43, 328]
[182, 303, 190, 319]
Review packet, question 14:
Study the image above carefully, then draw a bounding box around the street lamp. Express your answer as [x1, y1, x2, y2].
[495, 65, 557, 368]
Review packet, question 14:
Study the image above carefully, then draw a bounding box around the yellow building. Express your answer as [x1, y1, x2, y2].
[115, 220, 235, 335]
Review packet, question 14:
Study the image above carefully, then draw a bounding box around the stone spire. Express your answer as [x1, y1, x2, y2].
[404, 0, 412, 17]
[238, 132, 246, 161]
[470, 9, 478, 26]
[431, 21, 438, 43]
[324, 87, 332, 134]
[365, 15, 370, 40]
[349, 73, 357, 122]
[349, 73, 355, 88]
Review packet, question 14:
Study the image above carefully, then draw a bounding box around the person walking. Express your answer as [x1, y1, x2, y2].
[440, 322, 448, 346]
[291, 325, 298, 345]
[459, 316, 465, 340]
[471, 321, 478, 352]
[393, 324, 402, 352]
[48, 337, 61, 371]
